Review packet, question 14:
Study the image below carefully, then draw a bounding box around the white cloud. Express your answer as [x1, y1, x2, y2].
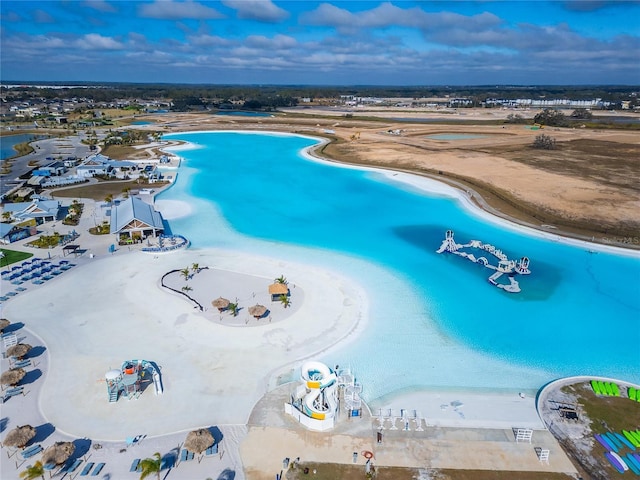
[188, 33, 234, 47]
[138, 0, 224, 20]
[222, 0, 289, 23]
[76, 33, 124, 50]
[245, 34, 296, 49]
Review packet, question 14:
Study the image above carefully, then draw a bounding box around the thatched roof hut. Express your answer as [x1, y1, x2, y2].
[7, 343, 32, 359]
[0, 368, 26, 386]
[184, 428, 214, 454]
[211, 297, 230, 311]
[3, 425, 36, 448]
[248, 304, 267, 318]
[268, 282, 289, 301]
[0, 318, 10, 332]
[41, 442, 75, 466]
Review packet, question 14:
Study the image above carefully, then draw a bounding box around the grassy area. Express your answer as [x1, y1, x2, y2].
[284, 463, 575, 480]
[51, 180, 170, 201]
[553, 381, 640, 480]
[0, 248, 33, 267]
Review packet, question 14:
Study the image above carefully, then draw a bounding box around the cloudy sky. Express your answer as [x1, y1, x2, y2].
[1, 1, 639, 85]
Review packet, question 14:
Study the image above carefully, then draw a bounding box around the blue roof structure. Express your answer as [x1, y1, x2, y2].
[109, 197, 164, 235]
[2, 199, 60, 221]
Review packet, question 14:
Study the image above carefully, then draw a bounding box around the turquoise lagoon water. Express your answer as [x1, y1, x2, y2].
[162, 131, 640, 400]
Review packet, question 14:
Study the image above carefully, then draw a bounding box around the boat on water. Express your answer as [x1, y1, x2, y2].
[436, 230, 531, 293]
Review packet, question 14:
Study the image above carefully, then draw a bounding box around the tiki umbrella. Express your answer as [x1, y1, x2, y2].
[1, 368, 26, 386]
[41, 441, 75, 466]
[248, 304, 267, 319]
[0, 318, 9, 332]
[7, 343, 32, 359]
[3, 425, 36, 448]
[184, 428, 214, 454]
[211, 297, 230, 312]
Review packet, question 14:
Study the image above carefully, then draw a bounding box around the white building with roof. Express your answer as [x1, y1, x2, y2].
[109, 197, 165, 242]
[1, 199, 60, 223]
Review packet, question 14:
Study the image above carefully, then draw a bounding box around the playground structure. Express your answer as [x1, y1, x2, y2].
[105, 359, 163, 403]
[437, 230, 531, 293]
[285, 361, 362, 431]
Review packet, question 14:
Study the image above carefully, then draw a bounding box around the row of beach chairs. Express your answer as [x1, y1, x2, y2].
[375, 409, 425, 431]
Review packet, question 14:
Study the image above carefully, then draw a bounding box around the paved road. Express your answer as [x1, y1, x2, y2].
[1, 132, 94, 199]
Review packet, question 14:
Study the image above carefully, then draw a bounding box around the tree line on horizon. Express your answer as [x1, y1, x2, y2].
[2, 83, 637, 111]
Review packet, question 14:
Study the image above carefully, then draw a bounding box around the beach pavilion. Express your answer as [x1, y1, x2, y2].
[109, 196, 164, 243]
[268, 282, 289, 301]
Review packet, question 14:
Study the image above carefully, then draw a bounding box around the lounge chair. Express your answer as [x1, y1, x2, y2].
[80, 462, 94, 476]
[59, 458, 83, 473]
[67, 458, 83, 473]
[129, 458, 141, 472]
[91, 462, 105, 476]
[205, 444, 219, 456]
[2, 386, 25, 403]
[20, 444, 42, 459]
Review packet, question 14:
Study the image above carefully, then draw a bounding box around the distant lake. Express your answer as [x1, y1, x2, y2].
[0, 133, 48, 160]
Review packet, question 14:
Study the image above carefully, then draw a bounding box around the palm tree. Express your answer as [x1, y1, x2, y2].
[275, 275, 288, 285]
[139, 452, 162, 480]
[279, 294, 291, 308]
[19, 461, 45, 480]
[228, 301, 239, 317]
[180, 267, 191, 281]
[191, 263, 199, 274]
[181, 285, 193, 293]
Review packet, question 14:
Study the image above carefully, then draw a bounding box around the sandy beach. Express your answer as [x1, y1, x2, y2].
[0, 240, 577, 479]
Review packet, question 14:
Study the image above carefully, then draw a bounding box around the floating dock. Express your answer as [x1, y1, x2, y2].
[436, 230, 531, 293]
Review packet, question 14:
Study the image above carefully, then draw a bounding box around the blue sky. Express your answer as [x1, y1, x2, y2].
[1, 1, 639, 85]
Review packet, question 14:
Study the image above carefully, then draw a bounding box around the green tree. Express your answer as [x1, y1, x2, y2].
[228, 301, 239, 317]
[19, 461, 45, 480]
[139, 452, 162, 480]
[181, 285, 193, 293]
[180, 268, 191, 281]
[191, 263, 200, 274]
[279, 294, 291, 309]
[275, 275, 288, 285]
[532, 134, 557, 150]
[570, 108, 593, 119]
[533, 108, 567, 127]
